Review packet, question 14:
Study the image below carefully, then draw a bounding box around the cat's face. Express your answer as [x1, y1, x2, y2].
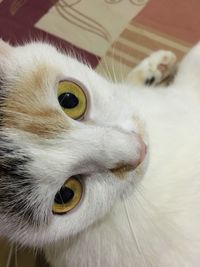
[0, 41, 146, 246]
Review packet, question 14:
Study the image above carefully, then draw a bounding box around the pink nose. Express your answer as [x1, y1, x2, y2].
[111, 133, 147, 175]
[136, 134, 147, 167]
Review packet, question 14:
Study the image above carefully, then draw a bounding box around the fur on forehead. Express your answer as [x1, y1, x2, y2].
[1, 41, 76, 138]
[11, 41, 76, 70]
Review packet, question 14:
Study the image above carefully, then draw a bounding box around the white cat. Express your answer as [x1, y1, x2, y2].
[0, 39, 200, 267]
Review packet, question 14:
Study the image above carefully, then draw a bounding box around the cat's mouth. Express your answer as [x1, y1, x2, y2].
[111, 164, 136, 179]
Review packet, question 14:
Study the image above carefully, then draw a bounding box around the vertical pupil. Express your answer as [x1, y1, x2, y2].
[58, 92, 79, 108]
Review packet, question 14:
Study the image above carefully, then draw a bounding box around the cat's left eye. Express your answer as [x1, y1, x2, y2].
[52, 177, 82, 215]
[57, 80, 87, 120]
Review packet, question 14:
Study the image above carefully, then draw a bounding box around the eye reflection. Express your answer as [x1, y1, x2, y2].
[58, 93, 79, 109]
[54, 186, 74, 204]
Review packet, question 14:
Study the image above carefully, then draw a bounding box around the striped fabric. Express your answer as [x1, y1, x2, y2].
[97, 21, 191, 80]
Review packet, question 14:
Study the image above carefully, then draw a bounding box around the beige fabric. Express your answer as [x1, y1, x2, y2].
[35, 0, 149, 56]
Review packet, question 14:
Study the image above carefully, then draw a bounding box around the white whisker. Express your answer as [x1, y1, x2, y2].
[6, 243, 13, 267]
[123, 197, 148, 267]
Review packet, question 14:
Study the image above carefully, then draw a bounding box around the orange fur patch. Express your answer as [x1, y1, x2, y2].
[3, 65, 70, 137]
[111, 163, 134, 180]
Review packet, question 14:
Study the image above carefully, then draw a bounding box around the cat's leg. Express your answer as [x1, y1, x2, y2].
[127, 50, 177, 87]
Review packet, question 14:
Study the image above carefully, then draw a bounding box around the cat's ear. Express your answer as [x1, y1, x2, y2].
[0, 39, 13, 59]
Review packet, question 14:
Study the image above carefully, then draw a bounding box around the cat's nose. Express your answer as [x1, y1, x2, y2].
[110, 132, 146, 176]
[110, 130, 147, 172]
[126, 132, 147, 168]
[68, 125, 147, 176]
[134, 134, 147, 167]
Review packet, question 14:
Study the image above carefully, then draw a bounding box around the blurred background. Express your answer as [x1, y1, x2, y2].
[0, 0, 199, 266]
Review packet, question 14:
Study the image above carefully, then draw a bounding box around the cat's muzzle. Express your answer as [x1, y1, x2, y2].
[52, 133, 147, 214]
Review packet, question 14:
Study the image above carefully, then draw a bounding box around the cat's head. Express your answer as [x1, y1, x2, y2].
[0, 40, 146, 246]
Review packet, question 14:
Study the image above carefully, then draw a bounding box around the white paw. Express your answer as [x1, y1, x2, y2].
[142, 50, 177, 86]
[127, 50, 177, 86]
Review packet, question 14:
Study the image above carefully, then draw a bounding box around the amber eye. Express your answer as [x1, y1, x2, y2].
[57, 80, 87, 120]
[52, 177, 82, 215]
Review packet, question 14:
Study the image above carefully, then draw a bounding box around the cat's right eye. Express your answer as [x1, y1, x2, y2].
[52, 177, 82, 215]
[57, 80, 87, 120]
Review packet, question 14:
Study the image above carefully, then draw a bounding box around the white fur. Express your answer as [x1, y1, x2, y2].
[44, 44, 200, 267]
[1, 41, 200, 266]
[0, 42, 144, 246]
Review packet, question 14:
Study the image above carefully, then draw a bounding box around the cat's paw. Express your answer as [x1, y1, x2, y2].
[127, 50, 177, 86]
[144, 50, 177, 86]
